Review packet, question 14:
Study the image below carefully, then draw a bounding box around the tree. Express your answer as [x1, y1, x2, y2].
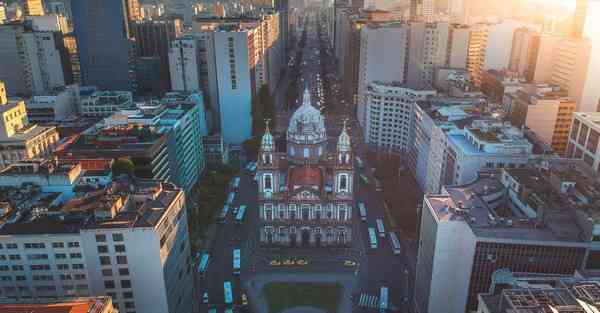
[112, 157, 135, 178]
[251, 84, 276, 135]
[242, 136, 260, 160]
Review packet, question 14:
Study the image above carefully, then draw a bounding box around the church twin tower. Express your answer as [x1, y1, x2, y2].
[256, 89, 355, 247]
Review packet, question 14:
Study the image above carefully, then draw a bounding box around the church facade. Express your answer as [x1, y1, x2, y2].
[257, 89, 355, 247]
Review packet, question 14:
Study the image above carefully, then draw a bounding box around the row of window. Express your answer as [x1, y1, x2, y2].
[0, 242, 81, 250]
[95, 233, 125, 242]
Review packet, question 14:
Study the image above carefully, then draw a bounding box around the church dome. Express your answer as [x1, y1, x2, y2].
[287, 88, 327, 144]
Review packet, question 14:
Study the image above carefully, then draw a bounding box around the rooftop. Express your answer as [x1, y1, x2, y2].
[0, 124, 57, 144]
[0, 296, 113, 313]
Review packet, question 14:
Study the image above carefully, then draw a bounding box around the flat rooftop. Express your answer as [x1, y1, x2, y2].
[0, 124, 57, 144]
[0, 296, 112, 313]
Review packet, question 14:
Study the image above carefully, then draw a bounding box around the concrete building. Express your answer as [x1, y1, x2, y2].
[257, 89, 355, 247]
[0, 296, 117, 313]
[566, 112, 600, 172]
[25, 85, 80, 123]
[131, 19, 182, 96]
[78, 91, 134, 118]
[356, 22, 409, 127]
[480, 69, 522, 104]
[467, 23, 489, 88]
[415, 160, 600, 313]
[202, 134, 229, 166]
[407, 22, 470, 89]
[508, 27, 540, 82]
[0, 3, 6, 24]
[509, 84, 575, 154]
[22, 0, 44, 16]
[364, 82, 436, 153]
[0, 179, 193, 313]
[71, 0, 136, 91]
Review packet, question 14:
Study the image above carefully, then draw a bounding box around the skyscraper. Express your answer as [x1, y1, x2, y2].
[572, 0, 588, 38]
[71, 0, 135, 91]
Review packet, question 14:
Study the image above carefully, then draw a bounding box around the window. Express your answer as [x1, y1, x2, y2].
[115, 245, 126, 253]
[95, 234, 107, 242]
[117, 255, 128, 265]
[339, 174, 348, 192]
[11, 265, 23, 271]
[70, 253, 82, 259]
[97, 246, 108, 253]
[125, 302, 135, 309]
[121, 280, 132, 288]
[112, 233, 124, 242]
[303, 147, 309, 158]
[30, 264, 50, 271]
[60, 274, 72, 280]
[52, 242, 64, 248]
[72, 264, 84, 270]
[9, 254, 20, 260]
[57, 264, 69, 270]
[24, 243, 45, 249]
[100, 256, 111, 265]
[74, 274, 86, 280]
[107, 292, 117, 300]
[1, 276, 12, 281]
[68, 242, 80, 248]
[102, 269, 113, 277]
[119, 268, 130, 276]
[104, 280, 115, 289]
[264, 174, 273, 191]
[15, 275, 26, 281]
[27, 254, 48, 260]
[123, 291, 134, 299]
[55, 253, 67, 259]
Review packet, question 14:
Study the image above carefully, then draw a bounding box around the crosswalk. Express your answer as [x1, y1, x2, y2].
[357, 293, 379, 309]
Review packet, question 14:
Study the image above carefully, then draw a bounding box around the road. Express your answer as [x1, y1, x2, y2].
[193, 5, 418, 313]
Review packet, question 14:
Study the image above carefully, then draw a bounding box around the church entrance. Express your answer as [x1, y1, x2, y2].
[301, 229, 311, 247]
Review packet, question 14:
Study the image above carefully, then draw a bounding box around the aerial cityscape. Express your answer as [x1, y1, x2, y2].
[0, 0, 599, 313]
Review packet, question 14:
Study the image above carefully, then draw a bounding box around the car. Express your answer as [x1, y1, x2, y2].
[202, 291, 209, 304]
[282, 259, 295, 266]
[242, 293, 248, 306]
[269, 259, 281, 266]
[296, 258, 308, 266]
[344, 260, 357, 267]
[232, 206, 239, 215]
[402, 296, 409, 303]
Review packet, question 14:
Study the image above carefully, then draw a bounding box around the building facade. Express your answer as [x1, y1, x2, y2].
[566, 112, 600, 172]
[257, 89, 354, 247]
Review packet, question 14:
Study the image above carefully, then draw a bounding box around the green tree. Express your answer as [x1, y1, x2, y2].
[252, 85, 276, 135]
[112, 157, 135, 178]
[242, 136, 260, 160]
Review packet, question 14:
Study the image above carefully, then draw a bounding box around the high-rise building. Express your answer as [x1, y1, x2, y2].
[509, 84, 575, 154]
[131, 19, 182, 95]
[125, 0, 141, 22]
[22, 0, 44, 16]
[572, 0, 588, 38]
[364, 82, 436, 152]
[566, 112, 600, 171]
[71, 0, 136, 91]
[356, 22, 409, 127]
[416, 161, 598, 313]
[467, 23, 489, 88]
[0, 3, 7, 23]
[508, 27, 540, 82]
[0, 297, 117, 313]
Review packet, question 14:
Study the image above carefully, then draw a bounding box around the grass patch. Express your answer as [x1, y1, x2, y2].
[263, 282, 342, 313]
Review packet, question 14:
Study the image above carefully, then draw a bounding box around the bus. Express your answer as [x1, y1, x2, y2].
[356, 156, 364, 170]
[368, 227, 378, 250]
[225, 309, 233, 313]
[224, 281, 233, 305]
[226, 192, 235, 205]
[358, 202, 367, 222]
[379, 286, 389, 312]
[208, 309, 217, 313]
[233, 248, 241, 275]
[218, 205, 230, 224]
[197, 252, 210, 277]
[231, 176, 240, 191]
[235, 205, 247, 224]
[388, 232, 401, 255]
[376, 219, 386, 238]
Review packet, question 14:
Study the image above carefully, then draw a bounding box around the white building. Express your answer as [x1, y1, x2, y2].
[357, 22, 409, 127]
[25, 85, 79, 123]
[566, 112, 600, 171]
[364, 82, 436, 153]
[78, 91, 133, 118]
[0, 180, 194, 313]
[168, 35, 203, 93]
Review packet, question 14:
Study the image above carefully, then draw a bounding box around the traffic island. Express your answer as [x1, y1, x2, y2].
[263, 282, 342, 313]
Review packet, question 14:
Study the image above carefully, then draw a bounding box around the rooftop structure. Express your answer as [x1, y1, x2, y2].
[0, 296, 116, 313]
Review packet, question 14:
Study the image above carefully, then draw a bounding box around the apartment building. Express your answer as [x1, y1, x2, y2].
[566, 112, 600, 172]
[508, 27, 540, 82]
[364, 82, 436, 153]
[509, 84, 575, 154]
[416, 160, 600, 313]
[467, 23, 489, 88]
[78, 91, 134, 118]
[25, 85, 80, 123]
[0, 179, 193, 313]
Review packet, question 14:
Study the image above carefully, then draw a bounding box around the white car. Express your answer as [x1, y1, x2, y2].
[202, 292, 209, 304]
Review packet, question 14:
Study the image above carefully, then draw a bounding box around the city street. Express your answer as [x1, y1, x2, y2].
[194, 6, 418, 313]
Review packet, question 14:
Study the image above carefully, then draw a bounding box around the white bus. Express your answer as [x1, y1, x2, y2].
[358, 202, 367, 222]
[225, 309, 233, 313]
[388, 232, 401, 255]
[233, 248, 241, 275]
[224, 281, 233, 305]
[218, 205, 230, 224]
[208, 309, 217, 313]
[197, 252, 210, 277]
[376, 219, 386, 238]
[379, 286, 389, 312]
[235, 205, 247, 224]
[231, 176, 240, 190]
[368, 227, 378, 250]
[226, 192, 235, 205]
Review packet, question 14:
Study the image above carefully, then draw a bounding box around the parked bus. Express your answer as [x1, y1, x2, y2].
[388, 232, 401, 255]
[231, 176, 240, 191]
[233, 248, 241, 275]
[379, 286, 389, 312]
[197, 253, 210, 277]
[226, 192, 235, 205]
[376, 219, 386, 238]
[358, 202, 367, 222]
[224, 281, 233, 305]
[217, 205, 230, 224]
[368, 227, 378, 250]
[235, 205, 247, 224]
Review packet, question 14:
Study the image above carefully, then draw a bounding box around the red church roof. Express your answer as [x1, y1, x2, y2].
[290, 166, 322, 188]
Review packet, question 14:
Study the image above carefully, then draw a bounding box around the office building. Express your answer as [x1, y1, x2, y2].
[356, 22, 409, 127]
[78, 91, 133, 118]
[416, 160, 600, 313]
[0, 3, 6, 24]
[71, 0, 136, 91]
[135, 56, 162, 97]
[0, 23, 71, 96]
[508, 27, 540, 82]
[0, 296, 117, 313]
[547, 37, 591, 109]
[0, 178, 194, 313]
[480, 69, 522, 103]
[572, 0, 588, 38]
[26, 84, 80, 123]
[509, 84, 575, 154]
[257, 89, 355, 246]
[125, 0, 141, 22]
[407, 22, 470, 89]
[364, 82, 436, 153]
[22, 0, 44, 16]
[467, 23, 488, 88]
[203, 134, 229, 166]
[131, 19, 182, 95]
[566, 113, 600, 172]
